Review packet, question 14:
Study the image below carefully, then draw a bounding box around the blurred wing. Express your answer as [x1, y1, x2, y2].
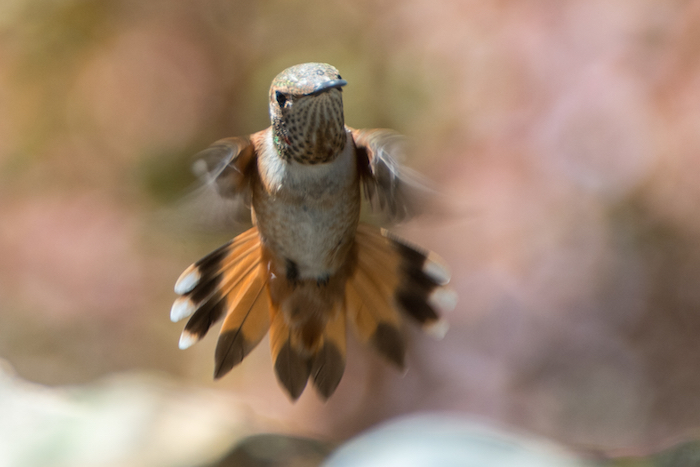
[168, 136, 259, 233]
[350, 127, 436, 225]
[192, 136, 257, 199]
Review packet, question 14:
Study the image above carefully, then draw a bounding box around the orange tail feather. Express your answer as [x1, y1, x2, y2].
[171, 223, 456, 401]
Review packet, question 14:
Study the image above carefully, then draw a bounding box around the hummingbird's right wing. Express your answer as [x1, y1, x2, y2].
[172, 135, 260, 231]
[350, 127, 437, 226]
[193, 136, 258, 200]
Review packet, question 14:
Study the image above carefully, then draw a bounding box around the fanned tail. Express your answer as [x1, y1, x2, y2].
[347, 223, 456, 367]
[171, 223, 456, 401]
[171, 227, 270, 378]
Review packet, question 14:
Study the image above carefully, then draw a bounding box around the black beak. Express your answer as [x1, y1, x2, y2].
[308, 78, 347, 95]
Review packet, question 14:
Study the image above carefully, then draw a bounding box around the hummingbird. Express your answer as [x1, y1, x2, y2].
[170, 63, 456, 400]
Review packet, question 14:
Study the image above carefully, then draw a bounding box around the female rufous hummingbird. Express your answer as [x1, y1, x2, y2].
[171, 63, 456, 400]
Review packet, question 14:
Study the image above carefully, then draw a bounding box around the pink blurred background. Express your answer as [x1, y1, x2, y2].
[2, 0, 700, 454]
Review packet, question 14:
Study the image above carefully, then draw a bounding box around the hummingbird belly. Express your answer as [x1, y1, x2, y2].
[252, 130, 360, 281]
[254, 189, 360, 281]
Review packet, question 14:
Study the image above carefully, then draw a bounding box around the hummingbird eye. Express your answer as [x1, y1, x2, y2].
[275, 91, 287, 107]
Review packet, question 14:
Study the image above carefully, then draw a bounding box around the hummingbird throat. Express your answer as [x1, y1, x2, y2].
[273, 92, 346, 165]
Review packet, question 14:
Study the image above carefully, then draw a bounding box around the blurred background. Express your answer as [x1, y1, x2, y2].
[2, 0, 700, 464]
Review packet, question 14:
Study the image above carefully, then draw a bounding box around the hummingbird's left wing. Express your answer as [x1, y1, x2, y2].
[350, 127, 436, 225]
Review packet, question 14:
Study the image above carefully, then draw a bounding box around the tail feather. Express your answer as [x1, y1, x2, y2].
[171, 229, 259, 323]
[214, 263, 270, 379]
[184, 241, 259, 306]
[173, 227, 264, 350]
[173, 228, 258, 295]
[178, 248, 260, 348]
[310, 303, 347, 398]
[269, 307, 311, 400]
[346, 274, 405, 368]
[347, 224, 456, 366]
[366, 225, 455, 324]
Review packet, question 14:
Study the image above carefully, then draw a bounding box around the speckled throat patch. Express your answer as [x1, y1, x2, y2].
[273, 89, 346, 165]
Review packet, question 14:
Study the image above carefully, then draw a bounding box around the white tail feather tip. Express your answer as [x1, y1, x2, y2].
[424, 254, 451, 285]
[174, 268, 200, 294]
[178, 331, 198, 350]
[429, 287, 458, 313]
[426, 319, 450, 340]
[170, 297, 195, 322]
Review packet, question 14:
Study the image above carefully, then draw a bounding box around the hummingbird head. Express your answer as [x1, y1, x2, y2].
[269, 63, 347, 165]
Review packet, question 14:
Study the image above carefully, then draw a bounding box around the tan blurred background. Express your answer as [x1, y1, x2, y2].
[2, 0, 700, 458]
